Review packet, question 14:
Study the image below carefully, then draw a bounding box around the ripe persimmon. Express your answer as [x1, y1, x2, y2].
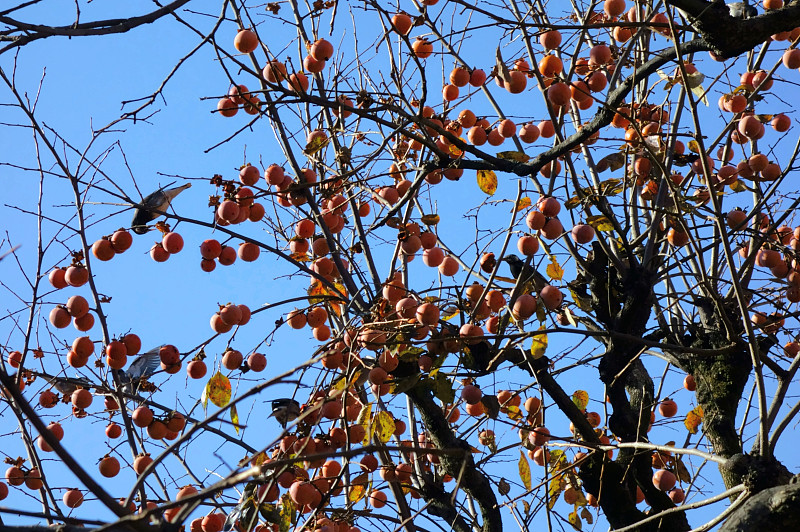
[65, 265, 89, 287]
[412, 38, 433, 58]
[306, 39, 332, 64]
[391, 13, 413, 35]
[234, 29, 259, 53]
[99, 456, 120, 478]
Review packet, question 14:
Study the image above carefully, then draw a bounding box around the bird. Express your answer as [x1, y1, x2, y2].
[501, 254, 547, 291]
[47, 375, 93, 396]
[130, 183, 191, 235]
[116, 347, 161, 396]
[270, 398, 301, 428]
[727, 2, 757, 18]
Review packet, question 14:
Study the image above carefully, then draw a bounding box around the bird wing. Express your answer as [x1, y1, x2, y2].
[127, 347, 162, 379]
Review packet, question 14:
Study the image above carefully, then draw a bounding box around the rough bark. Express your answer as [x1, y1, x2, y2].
[718, 478, 800, 532]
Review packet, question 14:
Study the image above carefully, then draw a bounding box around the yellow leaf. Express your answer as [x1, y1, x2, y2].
[441, 303, 460, 321]
[497, 150, 530, 162]
[563, 307, 578, 326]
[206, 372, 231, 408]
[586, 214, 614, 232]
[684, 405, 704, 434]
[477, 169, 498, 195]
[568, 510, 583, 530]
[687, 140, 700, 154]
[531, 329, 548, 359]
[514, 197, 532, 212]
[357, 403, 373, 444]
[519, 450, 532, 491]
[506, 404, 524, 421]
[546, 257, 564, 280]
[572, 390, 589, 412]
[564, 196, 582, 209]
[373, 411, 396, 443]
[348, 473, 369, 503]
[547, 477, 562, 509]
[280, 493, 294, 532]
[290, 251, 310, 262]
[729, 179, 747, 192]
[303, 134, 329, 156]
[231, 403, 240, 434]
[691, 84, 709, 106]
[421, 213, 440, 225]
[308, 279, 346, 316]
[448, 142, 463, 157]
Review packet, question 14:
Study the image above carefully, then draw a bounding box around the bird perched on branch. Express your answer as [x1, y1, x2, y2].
[501, 254, 547, 292]
[270, 398, 301, 428]
[727, 2, 757, 18]
[47, 375, 93, 396]
[131, 183, 191, 235]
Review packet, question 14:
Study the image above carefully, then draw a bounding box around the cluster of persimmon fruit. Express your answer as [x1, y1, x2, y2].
[218, 29, 335, 117]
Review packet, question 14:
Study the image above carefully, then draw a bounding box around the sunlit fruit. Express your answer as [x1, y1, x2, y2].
[438, 255, 459, 276]
[133, 454, 153, 475]
[49, 268, 68, 289]
[248, 352, 267, 372]
[99, 456, 120, 478]
[218, 245, 237, 266]
[123, 333, 141, 356]
[571, 224, 596, 244]
[512, 294, 537, 320]
[63, 488, 83, 508]
[604, 0, 626, 16]
[65, 265, 89, 287]
[539, 285, 564, 310]
[238, 242, 260, 262]
[659, 398, 678, 417]
[217, 97, 238, 117]
[150, 243, 170, 262]
[92, 239, 115, 261]
[50, 306, 71, 328]
[311, 38, 333, 61]
[412, 38, 433, 58]
[517, 235, 540, 256]
[162, 232, 184, 254]
[132, 405, 154, 428]
[391, 13, 413, 35]
[234, 29, 259, 53]
[223, 349, 243, 370]
[106, 422, 122, 439]
[546, 82, 571, 107]
[416, 302, 440, 326]
[652, 469, 676, 491]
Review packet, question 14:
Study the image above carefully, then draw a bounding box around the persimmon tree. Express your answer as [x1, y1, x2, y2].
[4, 0, 800, 531]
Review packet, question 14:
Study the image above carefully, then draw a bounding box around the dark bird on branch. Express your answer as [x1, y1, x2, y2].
[271, 398, 301, 428]
[47, 375, 93, 396]
[131, 183, 191, 234]
[501, 254, 547, 291]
